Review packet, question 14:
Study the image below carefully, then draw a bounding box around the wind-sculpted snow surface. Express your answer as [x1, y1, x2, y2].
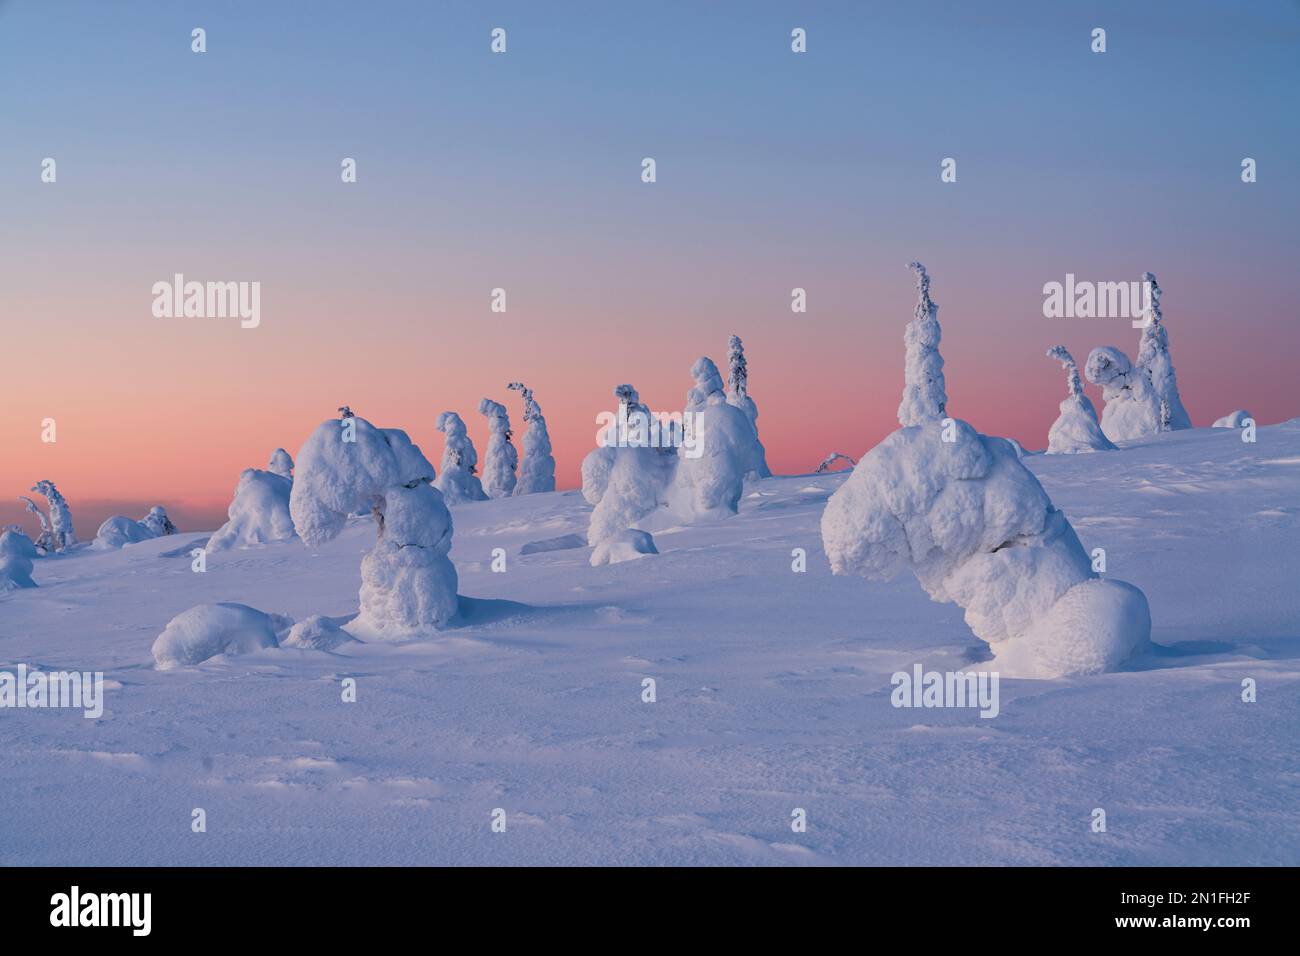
[434, 411, 488, 504]
[0, 529, 38, 590]
[1085, 345, 1162, 443]
[208, 469, 296, 551]
[290, 416, 458, 638]
[478, 398, 518, 499]
[1045, 346, 1116, 454]
[822, 263, 1149, 678]
[152, 602, 288, 669]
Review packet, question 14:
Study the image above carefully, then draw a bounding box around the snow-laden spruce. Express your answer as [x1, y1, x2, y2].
[725, 335, 772, 479]
[816, 452, 857, 473]
[581, 384, 673, 561]
[668, 356, 757, 521]
[139, 506, 177, 537]
[433, 411, 488, 504]
[1134, 273, 1191, 430]
[0, 529, 38, 590]
[207, 466, 296, 551]
[820, 262, 1150, 678]
[1084, 345, 1162, 443]
[30, 480, 74, 551]
[478, 398, 518, 499]
[896, 263, 947, 427]
[508, 382, 557, 494]
[17, 495, 54, 554]
[152, 603, 292, 669]
[268, 448, 294, 479]
[1213, 410, 1252, 428]
[290, 414, 458, 638]
[1044, 346, 1116, 454]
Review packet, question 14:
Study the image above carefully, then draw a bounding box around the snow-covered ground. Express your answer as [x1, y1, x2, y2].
[2, 422, 1297, 866]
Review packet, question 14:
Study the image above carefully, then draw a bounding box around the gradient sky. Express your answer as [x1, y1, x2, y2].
[2, 0, 1298, 535]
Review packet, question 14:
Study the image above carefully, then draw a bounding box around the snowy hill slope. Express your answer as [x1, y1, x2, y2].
[1, 422, 1297, 865]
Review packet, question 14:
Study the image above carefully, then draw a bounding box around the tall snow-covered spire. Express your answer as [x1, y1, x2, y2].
[897, 261, 947, 427]
[1135, 271, 1191, 429]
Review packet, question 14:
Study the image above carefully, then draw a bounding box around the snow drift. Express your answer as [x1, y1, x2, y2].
[208, 467, 296, 551]
[152, 602, 291, 668]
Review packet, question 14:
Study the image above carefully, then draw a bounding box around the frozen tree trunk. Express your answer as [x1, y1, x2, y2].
[1134, 272, 1191, 430]
[290, 415, 458, 637]
[1044, 346, 1116, 454]
[724, 335, 772, 479]
[478, 398, 518, 499]
[821, 263, 1149, 678]
[508, 382, 557, 494]
[30, 481, 74, 550]
[434, 411, 488, 503]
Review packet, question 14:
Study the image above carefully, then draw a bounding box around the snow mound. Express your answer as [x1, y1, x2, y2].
[1213, 410, 1252, 428]
[208, 469, 296, 551]
[519, 533, 587, 555]
[590, 528, 658, 566]
[993, 578, 1151, 678]
[152, 603, 287, 669]
[282, 615, 354, 650]
[0, 529, 38, 590]
[92, 515, 156, 550]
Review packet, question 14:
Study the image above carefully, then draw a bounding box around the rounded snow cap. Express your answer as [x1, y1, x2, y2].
[1084, 346, 1132, 386]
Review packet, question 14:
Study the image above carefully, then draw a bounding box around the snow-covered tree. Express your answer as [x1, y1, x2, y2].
[820, 263, 1150, 678]
[724, 335, 772, 479]
[1213, 410, 1252, 428]
[208, 468, 296, 551]
[30, 480, 74, 550]
[1044, 346, 1116, 454]
[1134, 272, 1191, 430]
[478, 398, 518, 498]
[0, 528, 38, 590]
[434, 411, 488, 504]
[268, 448, 294, 479]
[897, 262, 947, 427]
[1084, 345, 1162, 443]
[152, 603, 291, 669]
[92, 515, 158, 550]
[669, 356, 756, 520]
[140, 505, 178, 536]
[290, 415, 458, 638]
[816, 452, 857, 473]
[17, 496, 53, 553]
[508, 382, 557, 494]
